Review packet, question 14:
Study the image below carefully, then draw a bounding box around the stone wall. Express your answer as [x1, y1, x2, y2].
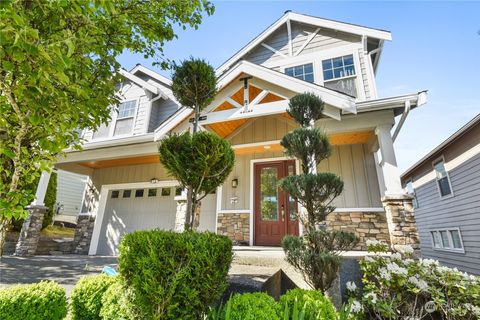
[14, 205, 47, 256]
[382, 195, 420, 251]
[73, 214, 95, 254]
[217, 213, 250, 245]
[326, 211, 390, 250]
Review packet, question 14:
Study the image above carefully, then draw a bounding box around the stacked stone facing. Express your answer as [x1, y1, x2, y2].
[73, 214, 95, 254]
[217, 213, 250, 245]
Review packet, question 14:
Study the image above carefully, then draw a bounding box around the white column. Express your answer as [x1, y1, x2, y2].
[31, 171, 51, 206]
[375, 125, 404, 195]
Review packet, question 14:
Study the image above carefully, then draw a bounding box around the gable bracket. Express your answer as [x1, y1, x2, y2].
[294, 28, 320, 56]
[261, 43, 288, 58]
[286, 19, 293, 56]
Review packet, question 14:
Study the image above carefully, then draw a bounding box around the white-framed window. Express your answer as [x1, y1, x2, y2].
[430, 228, 464, 252]
[405, 179, 418, 208]
[114, 100, 137, 136]
[284, 63, 314, 83]
[432, 158, 453, 198]
[321, 54, 357, 97]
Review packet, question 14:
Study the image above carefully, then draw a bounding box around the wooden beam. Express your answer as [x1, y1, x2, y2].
[261, 43, 288, 58]
[286, 19, 293, 56]
[295, 28, 320, 56]
[328, 131, 373, 145]
[226, 97, 243, 108]
[249, 90, 269, 107]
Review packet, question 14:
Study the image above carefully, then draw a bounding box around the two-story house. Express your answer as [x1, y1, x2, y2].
[401, 114, 480, 275]
[51, 11, 427, 256]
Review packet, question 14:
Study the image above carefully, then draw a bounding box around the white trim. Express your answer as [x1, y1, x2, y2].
[295, 28, 320, 56]
[232, 140, 281, 150]
[130, 64, 172, 87]
[432, 156, 454, 199]
[78, 177, 90, 215]
[88, 180, 178, 255]
[261, 43, 288, 58]
[118, 68, 159, 95]
[216, 11, 391, 75]
[286, 19, 293, 57]
[333, 207, 385, 213]
[215, 185, 222, 234]
[153, 107, 193, 141]
[217, 209, 252, 214]
[226, 97, 243, 109]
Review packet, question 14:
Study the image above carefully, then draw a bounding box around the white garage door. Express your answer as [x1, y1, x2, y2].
[96, 187, 217, 256]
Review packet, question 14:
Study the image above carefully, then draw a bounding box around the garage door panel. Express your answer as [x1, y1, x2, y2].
[97, 188, 177, 256]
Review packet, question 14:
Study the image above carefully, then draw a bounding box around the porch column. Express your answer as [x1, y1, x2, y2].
[174, 190, 187, 232]
[374, 125, 403, 195]
[374, 125, 420, 252]
[15, 170, 51, 256]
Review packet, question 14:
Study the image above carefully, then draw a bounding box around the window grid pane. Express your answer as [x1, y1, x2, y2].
[440, 231, 450, 248]
[285, 63, 314, 83]
[433, 160, 452, 196]
[118, 100, 136, 119]
[450, 230, 463, 249]
[322, 54, 356, 81]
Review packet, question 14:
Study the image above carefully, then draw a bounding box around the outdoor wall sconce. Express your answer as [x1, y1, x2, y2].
[150, 178, 159, 184]
[231, 178, 238, 188]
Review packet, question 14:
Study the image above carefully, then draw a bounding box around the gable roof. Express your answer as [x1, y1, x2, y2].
[130, 64, 172, 87]
[401, 113, 480, 180]
[118, 67, 169, 99]
[214, 60, 356, 119]
[216, 11, 392, 75]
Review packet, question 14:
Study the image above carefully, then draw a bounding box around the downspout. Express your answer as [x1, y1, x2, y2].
[392, 100, 411, 142]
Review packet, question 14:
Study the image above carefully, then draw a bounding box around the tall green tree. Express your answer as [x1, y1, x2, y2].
[159, 131, 235, 230]
[279, 93, 359, 293]
[0, 0, 214, 253]
[170, 58, 217, 225]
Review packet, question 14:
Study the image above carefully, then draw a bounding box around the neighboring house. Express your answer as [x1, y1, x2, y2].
[52, 11, 427, 256]
[55, 170, 88, 224]
[401, 114, 480, 275]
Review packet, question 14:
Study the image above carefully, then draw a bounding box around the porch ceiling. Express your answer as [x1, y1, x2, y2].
[80, 155, 160, 169]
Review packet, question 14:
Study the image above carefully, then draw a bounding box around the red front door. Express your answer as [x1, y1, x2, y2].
[254, 160, 299, 246]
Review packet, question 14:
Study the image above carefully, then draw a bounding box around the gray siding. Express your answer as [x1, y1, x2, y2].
[245, 22, 360, 66]
[56, 170, 87, 216]
[414, 152, 480, 275]
[148, 98, 179, 132]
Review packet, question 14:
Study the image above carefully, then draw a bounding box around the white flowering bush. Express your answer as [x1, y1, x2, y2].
[347, 242, 480, 319]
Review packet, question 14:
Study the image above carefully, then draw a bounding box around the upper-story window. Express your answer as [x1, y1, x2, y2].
[284, 63, 314, 83]
[405, 179, 418, 208]
[114, 100, 137, 136]
[433, 159, 453, 198]
[322, 54, 357, 97]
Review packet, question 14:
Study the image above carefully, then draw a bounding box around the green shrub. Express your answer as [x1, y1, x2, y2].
[279, 289, 337, 319]
[118, 230, 233, 319]
[226, 292, 279, 320]
[100, 281, 138, 320]
[0, 281, 67, 320]
[69, 274, 116, 320]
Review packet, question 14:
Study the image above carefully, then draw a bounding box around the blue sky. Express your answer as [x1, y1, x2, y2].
[118, 1, 480, 172]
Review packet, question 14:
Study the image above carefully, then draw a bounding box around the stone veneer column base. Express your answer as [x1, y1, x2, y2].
[382, 194, 420, 251]
[326, 211, 390, 250]
[217, 213, 250, 245]
[73, 214, 95, 254]
[14, 205, 47, 256]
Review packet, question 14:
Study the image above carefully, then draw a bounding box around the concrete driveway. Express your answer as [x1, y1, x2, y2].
[0, 255, 117, 295]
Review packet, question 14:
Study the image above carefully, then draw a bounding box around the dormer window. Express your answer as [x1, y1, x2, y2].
[322, 54, 357, 97]
[114, 100, 137, 136]
[284, 63, 314, 83]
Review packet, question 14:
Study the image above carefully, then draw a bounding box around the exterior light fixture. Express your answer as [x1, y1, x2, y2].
[150, 178, 159, 184]
[231, 178, 238, 188]
[264, 145, 271, 149]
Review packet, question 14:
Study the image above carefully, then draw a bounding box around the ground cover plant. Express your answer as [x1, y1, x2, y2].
[346, 240, 480, 319]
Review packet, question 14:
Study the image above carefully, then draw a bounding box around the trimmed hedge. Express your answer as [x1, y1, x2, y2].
[118, 229, 233, 319]
[100, 281, 137, 320]
[0, 281, 67, 320]
[227, 292, 280, 320]
[69, 274, 116, 320]
[279, 288, 337, 319]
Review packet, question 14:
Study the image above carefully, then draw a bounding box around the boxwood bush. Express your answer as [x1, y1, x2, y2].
[279, 288, 337, 319]
[69, 274, 116, 320]
[226, 292, 280, 320]
[100, 281, 138, 320]
[0, 281, 67, 320]
[118, 230, 233, 319]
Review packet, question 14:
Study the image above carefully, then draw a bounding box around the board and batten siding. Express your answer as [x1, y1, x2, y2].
[229, 116, 297, 145]
[413, 152, 480, 275]
[91, 162, 169, 188]
[56, 170, 87, 216]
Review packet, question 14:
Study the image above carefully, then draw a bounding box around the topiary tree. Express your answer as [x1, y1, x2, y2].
[159, 131, 234, 230]
[171, 58, 217, 226]
[279, 92, 359, 293]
